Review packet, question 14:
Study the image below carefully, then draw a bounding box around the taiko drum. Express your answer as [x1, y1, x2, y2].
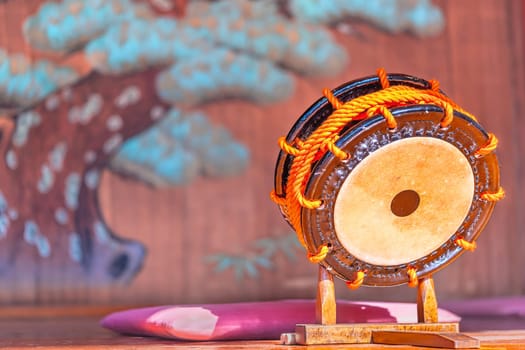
[273, 72, 502, 287]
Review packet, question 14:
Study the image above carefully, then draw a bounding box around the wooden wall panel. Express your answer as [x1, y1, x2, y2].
[0, 0, 523, 305]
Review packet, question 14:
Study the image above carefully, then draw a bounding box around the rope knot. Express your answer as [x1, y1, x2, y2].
[377, 68, 390, 89]
[269, 190, 286, 206]
[455, 237, 477, 251]
[407, 267, 418, 287]
[475, 133, 498, 157]
[307, 244, 330, 263]
[278, 136, 301, 156]
[481, 187, 505, 202]
[367, 105, 397, 129]
[323, 88, 343, 110]
[346, 270, 365, 290]
[321, 134, 350, 160]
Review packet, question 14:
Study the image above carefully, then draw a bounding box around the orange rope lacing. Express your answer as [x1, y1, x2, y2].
[407, 267, 418, 287]
[455, 237, 477, 251]
[320, 90, 350, 160]
[272, 68, 476, 252]
[475, 133, 498, 157]
[481, 187, 505, 201]
[429, 79, 440, 92]
[269, 190, 286, 206]
[377, 68, 390, 89]
[307, 244, 330, 263]
[346, 270, 365, 290]
[367, 105, 397, 129]
[320, 134, 349, 160]
[277, 136, 300, 156]
[323, 87, 343, 110]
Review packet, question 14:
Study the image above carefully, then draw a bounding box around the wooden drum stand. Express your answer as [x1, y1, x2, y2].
[272, 69, 504, 348]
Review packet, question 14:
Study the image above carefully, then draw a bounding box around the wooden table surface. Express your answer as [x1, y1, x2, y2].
[0, 316, 524, 350]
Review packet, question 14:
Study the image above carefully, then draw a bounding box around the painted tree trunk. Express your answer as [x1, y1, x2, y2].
[0, 67, 169, 285]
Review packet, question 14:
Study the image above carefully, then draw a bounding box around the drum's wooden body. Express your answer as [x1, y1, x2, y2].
[274, 74, 501, 287]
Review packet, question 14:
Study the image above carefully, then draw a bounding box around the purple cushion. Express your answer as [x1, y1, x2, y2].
[101, 299, 460, 341]
[443, 297, 525, 317]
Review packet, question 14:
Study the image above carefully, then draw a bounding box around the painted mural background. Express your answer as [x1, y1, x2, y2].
[1, 0, 520, 306]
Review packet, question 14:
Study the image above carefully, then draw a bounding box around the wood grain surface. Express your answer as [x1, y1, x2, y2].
[0, 316, 524, 350]
[0, 0, 523, 306]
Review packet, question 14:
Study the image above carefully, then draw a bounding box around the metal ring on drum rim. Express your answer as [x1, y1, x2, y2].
[301, 104, 500, 286]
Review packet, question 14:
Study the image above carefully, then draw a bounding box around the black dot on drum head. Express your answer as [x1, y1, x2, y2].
[391, 190, 420, 217]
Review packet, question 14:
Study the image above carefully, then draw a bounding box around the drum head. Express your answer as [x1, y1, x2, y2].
[332, 136, 474, 267]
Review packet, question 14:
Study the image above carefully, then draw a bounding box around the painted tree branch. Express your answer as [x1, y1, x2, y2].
[0, 67, 169, 283]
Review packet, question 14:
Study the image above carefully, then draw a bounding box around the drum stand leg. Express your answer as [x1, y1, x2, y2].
[281, 272, 480, 348]
[315, 264, 336, 325]
[418, 276, 439, 323]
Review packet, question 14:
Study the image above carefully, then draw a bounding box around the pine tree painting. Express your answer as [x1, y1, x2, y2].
[0, 0, 443, 287]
